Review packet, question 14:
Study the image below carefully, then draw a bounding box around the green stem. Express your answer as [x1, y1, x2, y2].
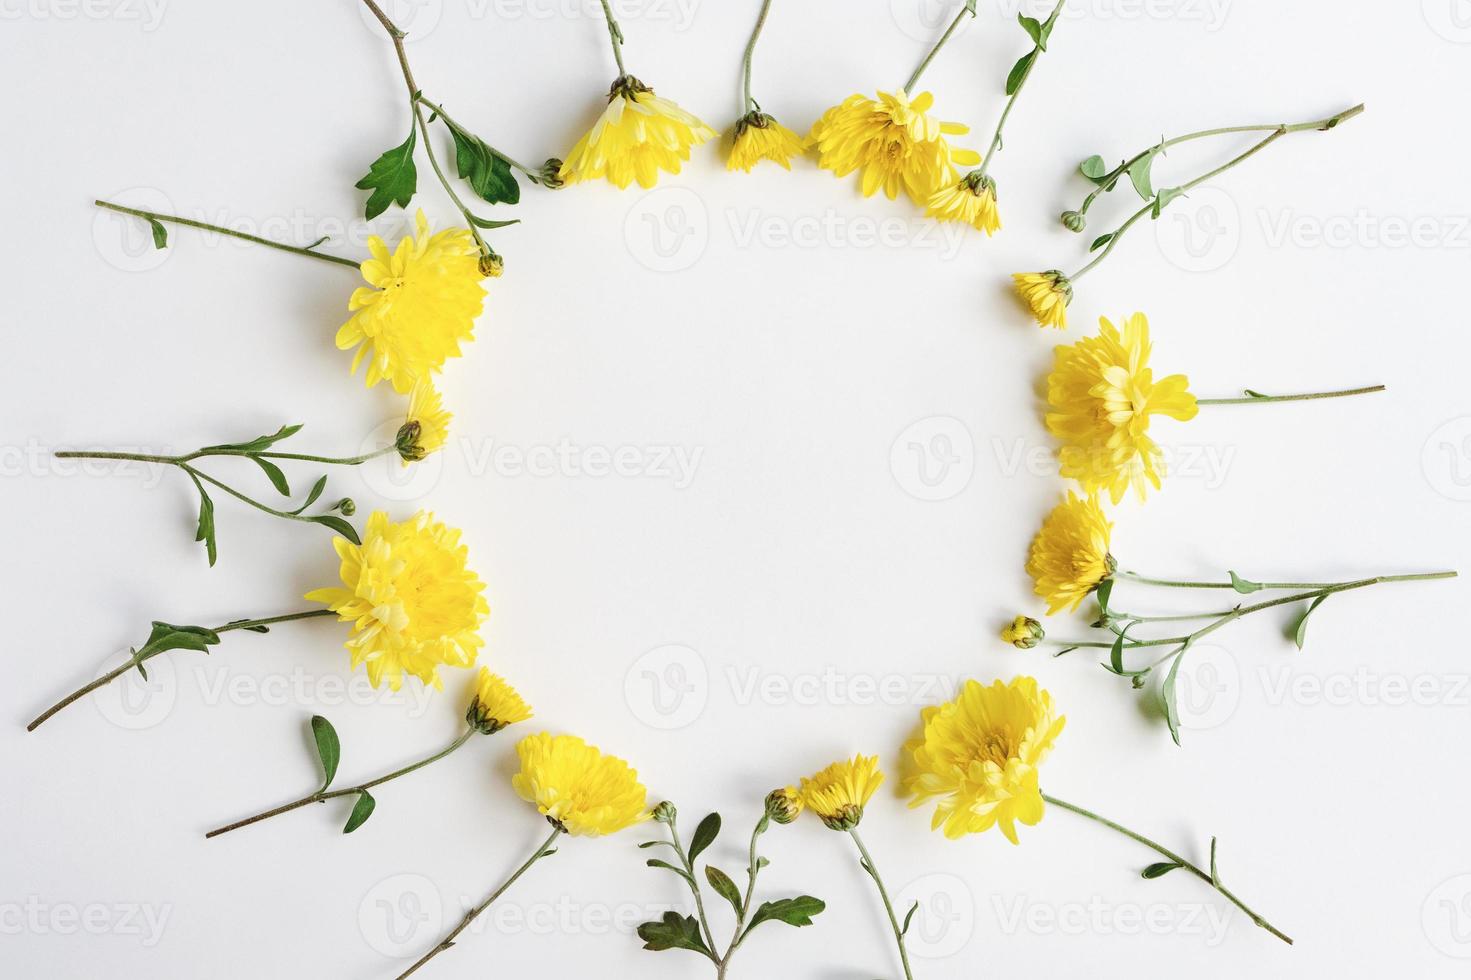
[1041, 793, 1292, 945]
[1068, 104, 1363, 281]
[25, 610, 334, 732]
[670, 817, 721, 962]
[204, 725, 477, 838]
[181, 464, 337, 529]
[393, 826, 565, 979]
[722, 814, 770, 970]
[975, 0, 1066, 181]
[849, 829, 914, 980]
[904, 3, 973, 93]
[93, 200, 359, 269]
[416, 97, 540, 178]
[1197, 385, 1385, 406]
[598, 0, 627, 76]
[55, 445, 397, 467]
[740, 0, 775, 115]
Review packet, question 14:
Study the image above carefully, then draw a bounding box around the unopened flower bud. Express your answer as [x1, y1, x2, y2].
[479, 252, 504, 278]
[764, 787, 803, 825]
[1001, 615, 1045, 650]
[537, 159, 566, 188]
[336, 497, 356, 516]
[394, 420, 425, 462]
[1061, 210, 1086, 233]
[652, 801, 678, 824]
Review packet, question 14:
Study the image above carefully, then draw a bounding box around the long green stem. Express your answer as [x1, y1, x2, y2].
[904, 3, 973, 93]
[740, 0, 775, 115]
[55, 445, 397, 467]
[670, 817, 721, 962]
[1068, 104, 1363, 282]
[975, 0, 1066, 181]
[204, 726, 477, 838]
[181, 464, 337, 529]
[718, 815, 770, 976]
[849, 829, 914, 980]
[1042, 793, 1292, 945]
[393, 826, 565, 979]
[93, 201, 359, 269]
[1197, 385, 1385, 406]
[598, 0, 627, 76]
[26, 610, 334, 732]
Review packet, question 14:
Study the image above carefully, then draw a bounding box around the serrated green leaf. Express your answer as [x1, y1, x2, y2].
[311, 715, 341, 790]
[148, 218, 168, 249]
[309, 513, 361, 544]
[1142, 861, 1184, 879]
[251, 457, 290, 496]
[1293, 594, 1329, 649]
[126, 621, 221, 680]
[901, 900, 919, 936]
[688, 813, 720, 864]
[637, 911, 710, 954]
[1128, 152, 1156, 200]
[356, 127, 418, 220]
[1079, 154, 1108, 180]
[188, 475, 217, 566]
[1005, 50, 1037, 96]
[443, 117, 521, 207]
[1229, 571, 1264, 594]
[705, 866, 743, 917]
[343, 790, 376, 833]
[746, 896, 825, 932]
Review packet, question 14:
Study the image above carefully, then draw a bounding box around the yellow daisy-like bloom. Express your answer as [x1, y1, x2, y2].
[1026, 492, 1114, 615]
[305, 511, 489, 690]
[559, 77, 716, 190]
[798, 755, 884, 831]
[466, 667, 532, 735]
[926, 172, 1001, 235]
[808, 89, 981, 205]
[726, 112, 806, 172]
[1046, 312, 1200, 503]
[902, 676, 1066, 844]
[1013, 270, 1072, 329]
[511, 732, 650, 837]
[396, 380, 451, 465]
[337, 210, 486, 394]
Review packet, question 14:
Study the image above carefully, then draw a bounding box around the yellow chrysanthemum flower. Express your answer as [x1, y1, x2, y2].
[926, 172, 1001, 235]
[396, 380, 451, 465]
[1045, 312, 1200, 503]
[1013, 270, 1072, 329]
[337, 210, 486, 394]
[305, 511, 489, 690]
[798, 755, 884, 831]
[1026, 492, 1114, 615]
[808, 89, 981, 205]
[511, 732, 650, 837]
[902, 677, 1066, 844]
[559, 77, 716, 189]
[726, 112, 806, 172]
[466, 667, 532, 735]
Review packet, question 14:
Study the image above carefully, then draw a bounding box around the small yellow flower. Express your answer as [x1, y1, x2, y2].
[726, 112, 806, 172]
[764, 786, 803, 825]
[926, 172, 1001, 235]
[798, 755, 884, 831]
[511, 732, 650, 836]
[1013, 270, 1072, 329]
[903, 677, 1066, 844]
[808, 89, 981, 205]
[1046, 312, 1199, 503]
[1026, 492, 1115, 615]
[305, 511, 489, 690]
[1001, 615, 1045, 650]
[337, 210, 486, 394]
[559, 77, 716, 189]
[466, 667, 532, 735]
[396, 381, 451, 464]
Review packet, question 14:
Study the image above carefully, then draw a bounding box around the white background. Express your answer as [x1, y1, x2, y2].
[4, 0, 1471, 977]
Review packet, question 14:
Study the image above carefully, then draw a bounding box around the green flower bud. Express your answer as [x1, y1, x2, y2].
[652, 801, 678, 825]
[1061, 210, 1086, 233]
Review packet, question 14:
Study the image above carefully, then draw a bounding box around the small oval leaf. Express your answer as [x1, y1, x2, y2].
[343, 790, 375, 834]
[311, 715, 341, 790]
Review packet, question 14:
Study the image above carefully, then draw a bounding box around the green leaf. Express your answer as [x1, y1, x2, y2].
[202, 424, 303, 454]
[355, 127, 419, 220]
[1162, 646, 1186, 746]
[1293, 594, 1329, 650]
[1109, 622, 1134, 676]
[688, 812, 721, 864]
[1244, 389, 1268, 399]
[224, 618, 271, 633]
[467, 214, 521, 230]
[251, 457, 290, 496]
[311, 715, 341, 790]
[646, 859, 695, 887]
[1079, 154, 1108, 181]
[637, 912, 710, 955]
[1094, 577, 1114, 614]
[638, 840, 676, 850]
[148, 218, 168, 249]
[901, 900, 919, 936]
[746, 896, 825, 932]
[129, 621, 222, 680]
[963, 0, 976, 13]
[188, 475, 217, 567]
[1152, 186, 1186, 218]
[343, 790, 376, 833]
[1142, 861, 1184, 879]
[1089, 233, 1114, 252]
[1128, 152, 1156, 200]
[705, 866, 743, 917]
[1018, 13, 1044, 48]
[309, 514, 361, 545]
[1228, 571, 1264, 594]
[289, 475, 329, 515]
[1005, 50, 1037, 96]
[443, 117, 521, 207]
[1209, 836, 1220, 886]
